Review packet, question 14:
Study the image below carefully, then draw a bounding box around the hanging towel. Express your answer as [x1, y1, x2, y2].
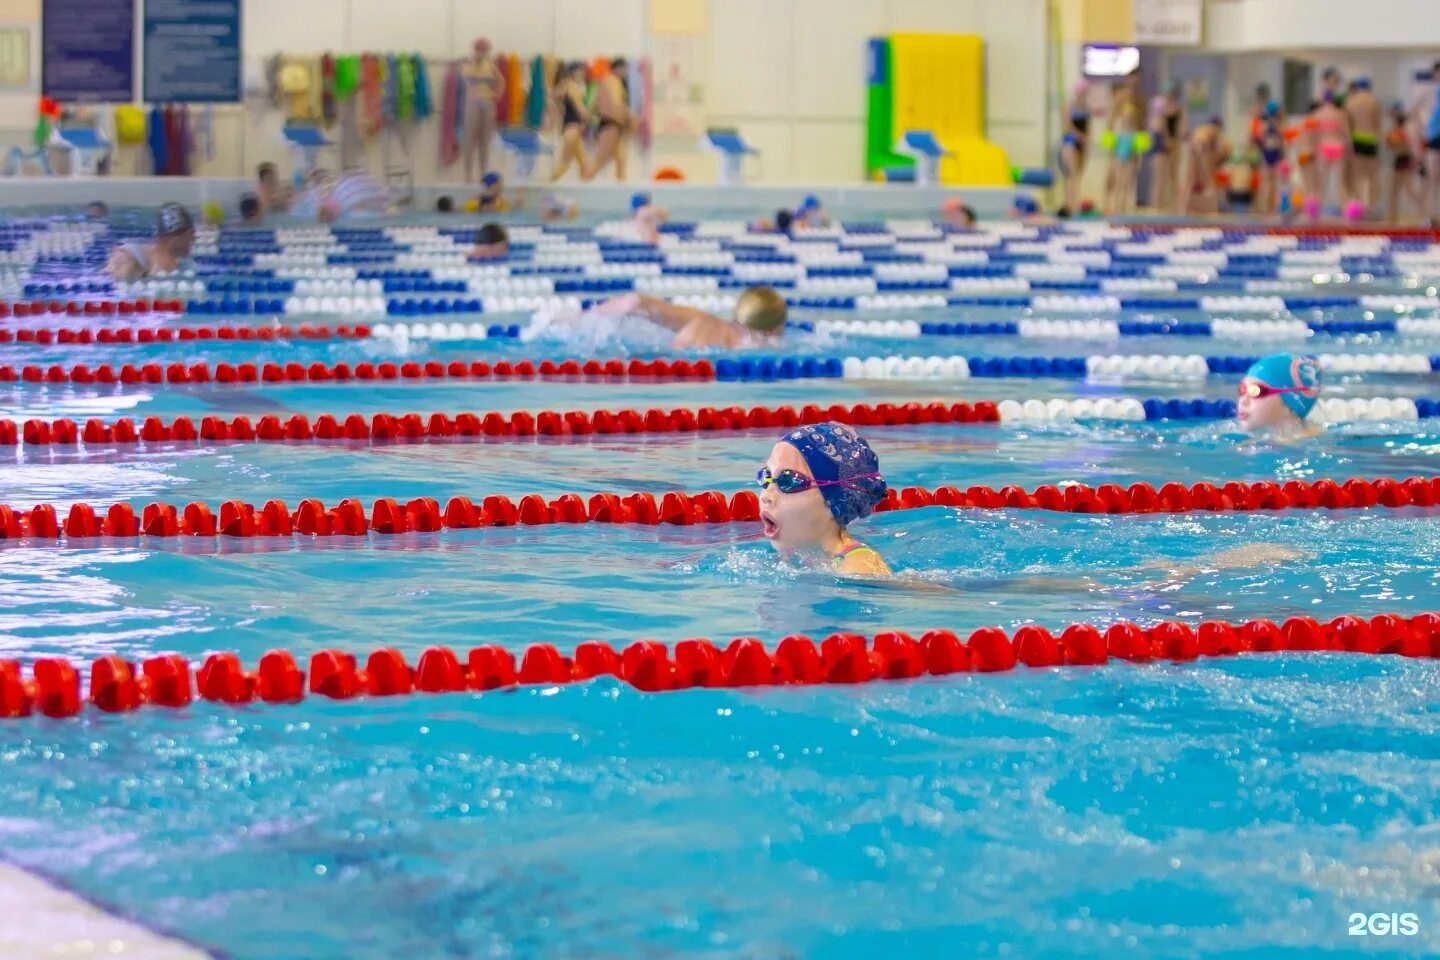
[412, 55, 432, 120]
[196, 104, 215, 162]
[506, 54, 524, 125]
[147, 104, 168, 176]
[525, 55, 547, 129]
[636, 57, 652, 150]
[334, 55, 360, 99]
[396, 55, 415, 121]
[382, 55, 399, 128]
[440, 63, 460, 167]
[360, 54, 383, 138]
[321, 54, 337, 126]
[264, 54, 284, 108]
[492, 54, 508, 125]
[177, 105, 194, 176]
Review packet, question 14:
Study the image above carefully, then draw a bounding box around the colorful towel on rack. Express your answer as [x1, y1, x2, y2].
[382, 55, 399, 127]
[196, 104, 215, 162]
[334, 55, 360, 98]
[493, 54, 509, 125]
[360, 54, 383, 138]
[506, 54, 524, 125]
[636, 57, 652, 150]
[412, 54, 432, 120]
[147, 104, 168, 176]
[525, 55, 547, 129]
[396, 55, 415, 121]
[440, 62, 460, 167]
[321, 54, 336, 126]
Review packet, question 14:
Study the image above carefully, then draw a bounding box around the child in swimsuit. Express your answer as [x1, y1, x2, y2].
[757, 422, 891, 575]
[1237, 353, 1324, 438]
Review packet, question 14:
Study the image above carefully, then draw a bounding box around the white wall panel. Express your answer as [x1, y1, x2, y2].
[454, 0, 559, 58]
[707, 0, 793, 118]
[791, 120, 868, 183]
[792, 0, 884, 120]
[554, 0, 646, 57]
[244, 0, 346, 55]
[884, 0, 983, 35]
[348, 0, 452, 57]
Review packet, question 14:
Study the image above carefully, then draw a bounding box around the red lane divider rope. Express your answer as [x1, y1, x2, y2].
[1, 400, 993, 446]
[0, 473, 1435, 544]
[0, 324, 368, 345]
[0, 356, 718, 386]
[4, 611, 1437, 718]
[0, 299, 184, 317]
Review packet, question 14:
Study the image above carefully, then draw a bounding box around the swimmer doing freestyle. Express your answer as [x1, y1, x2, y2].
[583, 285, 787, 349]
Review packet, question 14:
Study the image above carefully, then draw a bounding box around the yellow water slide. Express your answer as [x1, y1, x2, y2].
[889, 34, 1011, 186]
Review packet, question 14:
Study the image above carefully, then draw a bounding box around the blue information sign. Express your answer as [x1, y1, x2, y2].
[42, 0, 136, 102]
[143, 0, 241, 102]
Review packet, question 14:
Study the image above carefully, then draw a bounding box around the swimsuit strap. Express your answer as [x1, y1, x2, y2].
[832, 539, 877, 568]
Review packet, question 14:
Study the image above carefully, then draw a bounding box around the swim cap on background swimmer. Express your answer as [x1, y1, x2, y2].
[481, 172, 501, 188]
[781, 422, 887, 526]
[1013, 194, 1039, 216]
[1245, 353, 1322, 419]
[630, 191, 651, 211]
[800, 194, 820, 211]
[156, 203, 193, 236]
[735, 285, 787, 333]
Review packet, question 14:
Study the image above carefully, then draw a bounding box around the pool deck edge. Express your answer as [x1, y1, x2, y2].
[0, 862, 213, 960]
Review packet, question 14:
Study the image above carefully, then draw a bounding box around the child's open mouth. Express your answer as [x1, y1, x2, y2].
[760, 511, 780, 538]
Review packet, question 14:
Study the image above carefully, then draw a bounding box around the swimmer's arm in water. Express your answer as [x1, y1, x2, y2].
[586, 292, 716, 331]
[105, 246, 143, 281]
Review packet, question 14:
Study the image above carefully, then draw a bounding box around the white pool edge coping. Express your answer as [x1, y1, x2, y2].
[0, 862, 213, 959]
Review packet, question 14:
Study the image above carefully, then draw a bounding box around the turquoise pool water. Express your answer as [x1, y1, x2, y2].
[1, 287, 1439, 956]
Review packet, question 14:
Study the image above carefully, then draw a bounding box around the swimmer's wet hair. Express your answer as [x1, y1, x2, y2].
[475, 223, 508, 246]
[735, 285, 787, 334]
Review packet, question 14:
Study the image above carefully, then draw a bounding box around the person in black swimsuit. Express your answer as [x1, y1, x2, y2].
[586, 58, 633, 181]
[1387, 101, 1422, 222]
[550, 61, 592, 182]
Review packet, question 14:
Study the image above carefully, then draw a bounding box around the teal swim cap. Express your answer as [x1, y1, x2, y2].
[1244, 353, 1322, 419]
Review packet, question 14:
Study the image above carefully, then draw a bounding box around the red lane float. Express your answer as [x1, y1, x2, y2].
[3, 611, 1438, 718]
[0, 473, 1436, 545]
[0, 357, 719, 385]
[0, 299, 184, 318]
[2, 400, 996, 445]
[0, 324, 368, 345]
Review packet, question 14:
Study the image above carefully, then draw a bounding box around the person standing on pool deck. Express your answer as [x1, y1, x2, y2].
[1237, 353, 1324, 439]
[462, 39, 505, 183]
[757, 422, 891, 575]
[584, 285, 787, 349]
[105, 203, 195, 280]
[549, 61, 593, 182]
[586, 58, 634, 181]
[1346, 78, 1381, 211]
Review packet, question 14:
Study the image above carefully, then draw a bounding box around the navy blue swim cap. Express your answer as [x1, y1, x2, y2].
[630, 191, 651, 211]
[481, 172, 501, 188]
[1013, 194, 1039, 215]
[781, 422, 887, 526]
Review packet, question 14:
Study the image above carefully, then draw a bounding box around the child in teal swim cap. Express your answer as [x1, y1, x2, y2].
[756, 422, 891, 575]
[1237, 353, 1324, 437]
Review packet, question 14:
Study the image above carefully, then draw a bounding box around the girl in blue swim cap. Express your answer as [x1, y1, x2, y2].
[1237, 353, 1324, 437]
[756, 422, 891, 575]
